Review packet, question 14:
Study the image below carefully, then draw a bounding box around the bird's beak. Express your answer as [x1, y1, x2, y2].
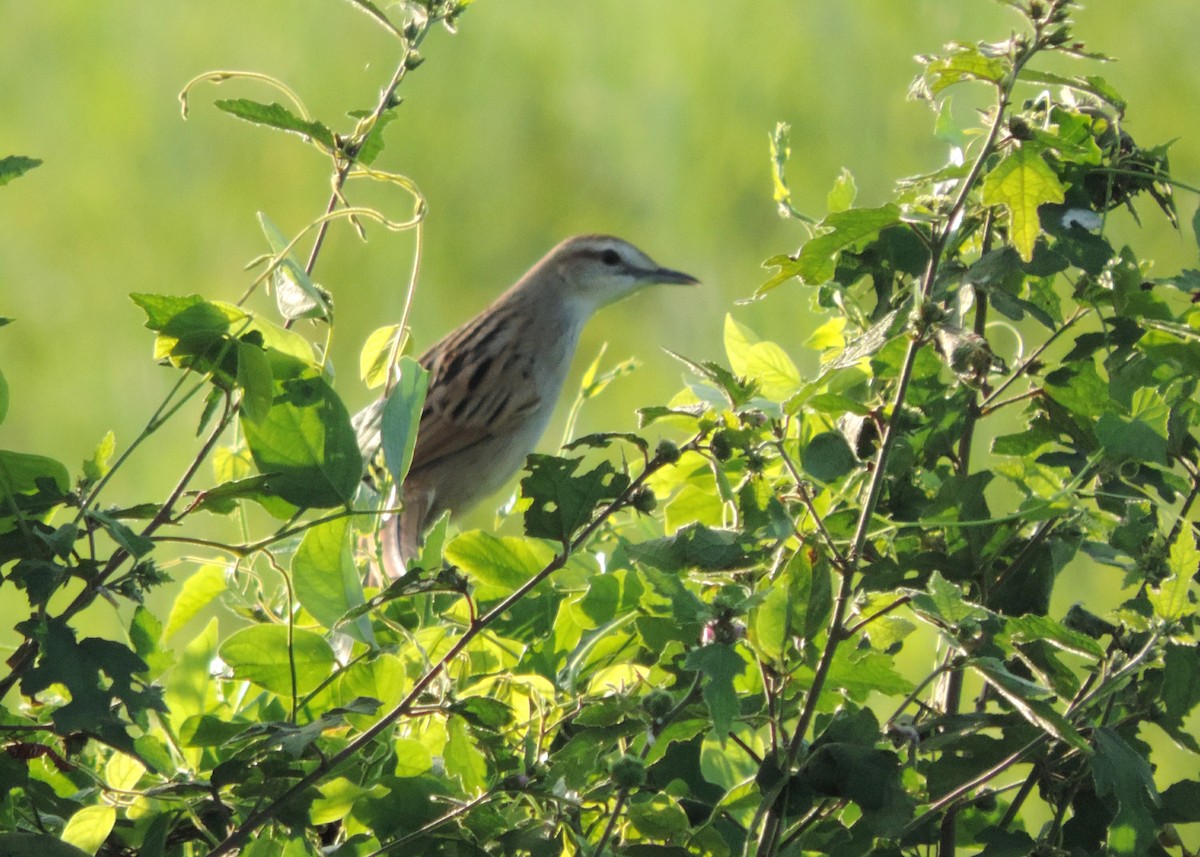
[650, 266, 700, 286]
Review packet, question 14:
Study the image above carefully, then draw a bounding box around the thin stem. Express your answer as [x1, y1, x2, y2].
[302, 23, 431, 286]
[74, 372, 212, 523]
[885, 662, 953, 728]
[843, 595, 911, 639]
[979, 387, 1043, 417]
[590, 791, 629, 857]
[774, 441, 850, 571]
[1164, 466, 1200, 549]
[368, 792, 491, 856]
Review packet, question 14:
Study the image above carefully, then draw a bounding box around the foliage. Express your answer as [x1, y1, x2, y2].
[2, 2, 1199, 856]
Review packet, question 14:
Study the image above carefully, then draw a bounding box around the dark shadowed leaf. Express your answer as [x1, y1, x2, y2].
[520, 455, 629, 542]
[684, 643, 745, 737]
[626, 523, 762, 573]
[1091, 728, 1160, 856]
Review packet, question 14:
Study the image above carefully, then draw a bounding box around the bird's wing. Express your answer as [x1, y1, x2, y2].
[407, 302, 542, 473]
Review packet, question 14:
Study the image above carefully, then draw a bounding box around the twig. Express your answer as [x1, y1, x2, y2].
[774, 441, 850, 571]
[590, 791, 629, 857]
[980, 307, 1086, 411]
[0, 393, 236, 700]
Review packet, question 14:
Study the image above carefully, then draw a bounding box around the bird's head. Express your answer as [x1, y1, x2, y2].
[532, 234, 698, 314]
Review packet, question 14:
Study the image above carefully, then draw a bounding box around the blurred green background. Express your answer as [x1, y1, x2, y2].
[4, 0, 1197, 509]
[2, 0, 1198, 831]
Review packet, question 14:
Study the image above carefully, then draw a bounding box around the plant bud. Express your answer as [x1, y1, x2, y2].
[608, 754, 646, 789]
[632, 487, 657, 514]
[932, 324, 1002, 388]
[641, 689, 674, 720]
[655, 438, 681, 464]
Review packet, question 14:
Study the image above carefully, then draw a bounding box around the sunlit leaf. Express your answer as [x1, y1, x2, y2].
[218, 625, 334, 696]
[293, 516, 374, 644]
[981, 144, 1066, 261]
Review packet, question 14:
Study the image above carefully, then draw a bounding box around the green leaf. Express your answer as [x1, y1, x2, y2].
[908, 571, 990, 626]
[0, 155, 43, 186]
[750, 582, 792, 662]
[354, 106, 399, 166]
[179, 713, 254, 747]
[684, 643, 746, 737]
[723, 315, 802, 400]
[520, 455, 629, 543]
[1044, 360, 1110, 419]
[380, 356, 429, 487]
[129, 605, 171, 679]
[912, 43, 1006, 98]
[129, 292, 248, 375]
[663, 348, 760, 408]
[1160, 779, 1200, 823]
[60, 805, 116, 856]
[236, 339, 274, 423]
[81, 431, 116, 484]
[801, 431, 857, 483]
[0, 450, 71, 535]
[981, 145, 1066, 261]
[444, 715, 487, 791]
[451, 696, 515, 729]
[627, 793, 691, 839]
[571, 571, 620, 628]
[293, 516, 374, 644]
[444, 530, 554, 600]
[19, 619, 159, 753]
[934, 96, 968, 149]
[214, 99, 336, 149]
[825, 648, 914, 699]
[241, 374, 363, 508]
[1161, 644, 1200, 733]
[340, 655, 407, 725]
[826, 167, 857, 213]
[1091, 728, 1160, 856]
[800, 742, 911, 825]
[392, 737, 433, 777]
[1150, 532, 1199, 621]
[625, 523, 761, 573]
[976, 828, 1038, 857]
[359, 323, 405, 389]
[1002, 614, 1105, 658]
[311, 776, 390, 825]
[86, 509, 154, 558]
[1016, 71, 1127, 112]
[762, 204, 902, 291]
[0, 368, 8, 427]
[164, 618, 217, 730]
[792, 549, 832, 639]
[1095, 413, 1168, 467]
[217, 624, 334, 696]
[258, 212, 332, 322]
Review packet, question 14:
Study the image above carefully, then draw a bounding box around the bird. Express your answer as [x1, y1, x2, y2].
[354, 234, 698, 579]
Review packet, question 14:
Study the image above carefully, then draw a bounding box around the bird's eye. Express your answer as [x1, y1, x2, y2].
[600, 248, 621, 266]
